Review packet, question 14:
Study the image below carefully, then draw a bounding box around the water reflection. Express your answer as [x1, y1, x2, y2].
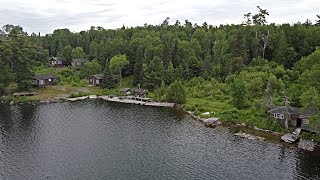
[0, 101, 319, 179]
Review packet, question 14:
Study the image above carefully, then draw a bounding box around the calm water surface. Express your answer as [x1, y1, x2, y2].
[0, 100, 320, 180]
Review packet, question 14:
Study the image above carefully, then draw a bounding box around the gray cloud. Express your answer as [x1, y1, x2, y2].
[0, 0, 319, 34]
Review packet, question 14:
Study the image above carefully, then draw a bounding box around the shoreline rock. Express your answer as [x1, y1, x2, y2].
[298, 139, 317, 151]
[234, 132, 265, 141]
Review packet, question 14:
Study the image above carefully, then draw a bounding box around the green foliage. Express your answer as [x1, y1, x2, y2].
[143, 56, 164, 89]
[71, 47, 86, 59]
[166, 81, 186, 104]
[62, 45, 72, 62]
[300, 87, 320, 111]
[133, 46, 144, 85]
[230, 78, 248, 109]
[109, 54, 129, 87]
[79, 60, 101, 79]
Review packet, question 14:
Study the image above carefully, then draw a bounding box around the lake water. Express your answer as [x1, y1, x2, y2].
[0, 100, 320, 180]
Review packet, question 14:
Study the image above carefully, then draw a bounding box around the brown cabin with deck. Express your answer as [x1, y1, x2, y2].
[32, 74, 58, 87]
[268, 106, 318, 132]
[89, 74, 104, 86]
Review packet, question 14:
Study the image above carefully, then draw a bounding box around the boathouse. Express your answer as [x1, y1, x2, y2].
[33, 74, 58, 87]
[49, 57, 67, 67]
[89, 74, 104, 86]
[71, 59, 89, 68]
[268, 106, 317, 132]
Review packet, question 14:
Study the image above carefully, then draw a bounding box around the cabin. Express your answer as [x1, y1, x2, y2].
[49, 57, 67, 67]
[32, 74, 58, 87]
[120, 88, 131, 95]
[132, 88, 147, 97]
[89, 74, 104, 86]
[71, 59, 89, 68]
[268, 106, 317, 132]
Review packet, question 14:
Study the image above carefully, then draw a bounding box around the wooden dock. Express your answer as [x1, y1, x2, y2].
[100, 96, 175, 107]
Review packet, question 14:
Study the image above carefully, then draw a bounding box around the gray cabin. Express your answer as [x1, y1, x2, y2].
[268, 106, 317, 132]
[89, 74, 104, 86]
[33, 74, 58, 87]
[49, 57, 67, 67]
[71, 59, 89, 68]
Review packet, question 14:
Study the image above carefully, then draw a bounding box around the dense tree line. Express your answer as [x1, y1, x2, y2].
[1, 7, 320, 124]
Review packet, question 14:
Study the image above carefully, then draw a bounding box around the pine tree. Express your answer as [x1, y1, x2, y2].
[162, 43, 171, 69]
[231, 78, 248, 109]
[202, 44, 212, 79]
[133, 45, 144, 85]
[171, 39, 180, 68]
[166, 81, 186, 104]
[144, 56, 164, 89]
[101, 62, 115, 89]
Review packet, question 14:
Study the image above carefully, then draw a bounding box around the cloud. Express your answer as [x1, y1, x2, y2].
[0, 0, 319, 34]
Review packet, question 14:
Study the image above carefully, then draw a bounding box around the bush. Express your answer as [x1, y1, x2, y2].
[166, 81, 186, 104]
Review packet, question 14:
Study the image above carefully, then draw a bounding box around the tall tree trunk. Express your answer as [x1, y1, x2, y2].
[262, 30, 269, 59]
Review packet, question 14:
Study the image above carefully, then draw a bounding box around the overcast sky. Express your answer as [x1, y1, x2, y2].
[0, 0, 319, 34]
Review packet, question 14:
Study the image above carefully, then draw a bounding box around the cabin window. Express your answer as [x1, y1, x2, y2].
[58, 61, 62, 64]
[39, 80, 44, 85]
[77, 62, 81, 65]
[274, 113, 284, 119]
[302, 119, 309, 124]
[52, 61, 56, 65]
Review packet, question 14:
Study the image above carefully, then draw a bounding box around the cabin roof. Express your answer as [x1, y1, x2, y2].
[72, 59, 89, 63]
[132, 88, 146, 93]
[50, 57, 65, 61]
[34, 74, 57, 80]
[91, 74, 104, 79]
[268, 106, 316, 116]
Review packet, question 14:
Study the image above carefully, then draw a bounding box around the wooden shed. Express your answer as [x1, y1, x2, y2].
[32, 74, 58, 87]
[268, 106, 317, 132]
[89, 74, 104, 86]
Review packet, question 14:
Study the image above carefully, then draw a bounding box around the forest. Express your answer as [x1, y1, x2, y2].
[1, 7, 320, 133]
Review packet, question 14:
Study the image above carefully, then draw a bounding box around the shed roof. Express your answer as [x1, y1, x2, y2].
[91, 74, 104, 79]
[120, 88, 131, 92]
[50, 57, 65, 61]
[268, 106, 316, 116]
[72, 59, 89, 63]
[132, 88, 147, 93]
[34, 74, 57, 80]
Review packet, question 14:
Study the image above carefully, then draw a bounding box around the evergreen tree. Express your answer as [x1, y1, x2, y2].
[101, 62, 115, 89]
[162, 42, 171, 69]
[231, 78, 248, 109]
[133, 45, 144, 85]
[144, 56, 164, 89]
[166, 81, 186, 104]
[171, 39, 180, 68]
[316, 15, 320, 26]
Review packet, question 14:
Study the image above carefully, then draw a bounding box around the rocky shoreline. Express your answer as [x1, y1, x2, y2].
[3, 95, 319, 151]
